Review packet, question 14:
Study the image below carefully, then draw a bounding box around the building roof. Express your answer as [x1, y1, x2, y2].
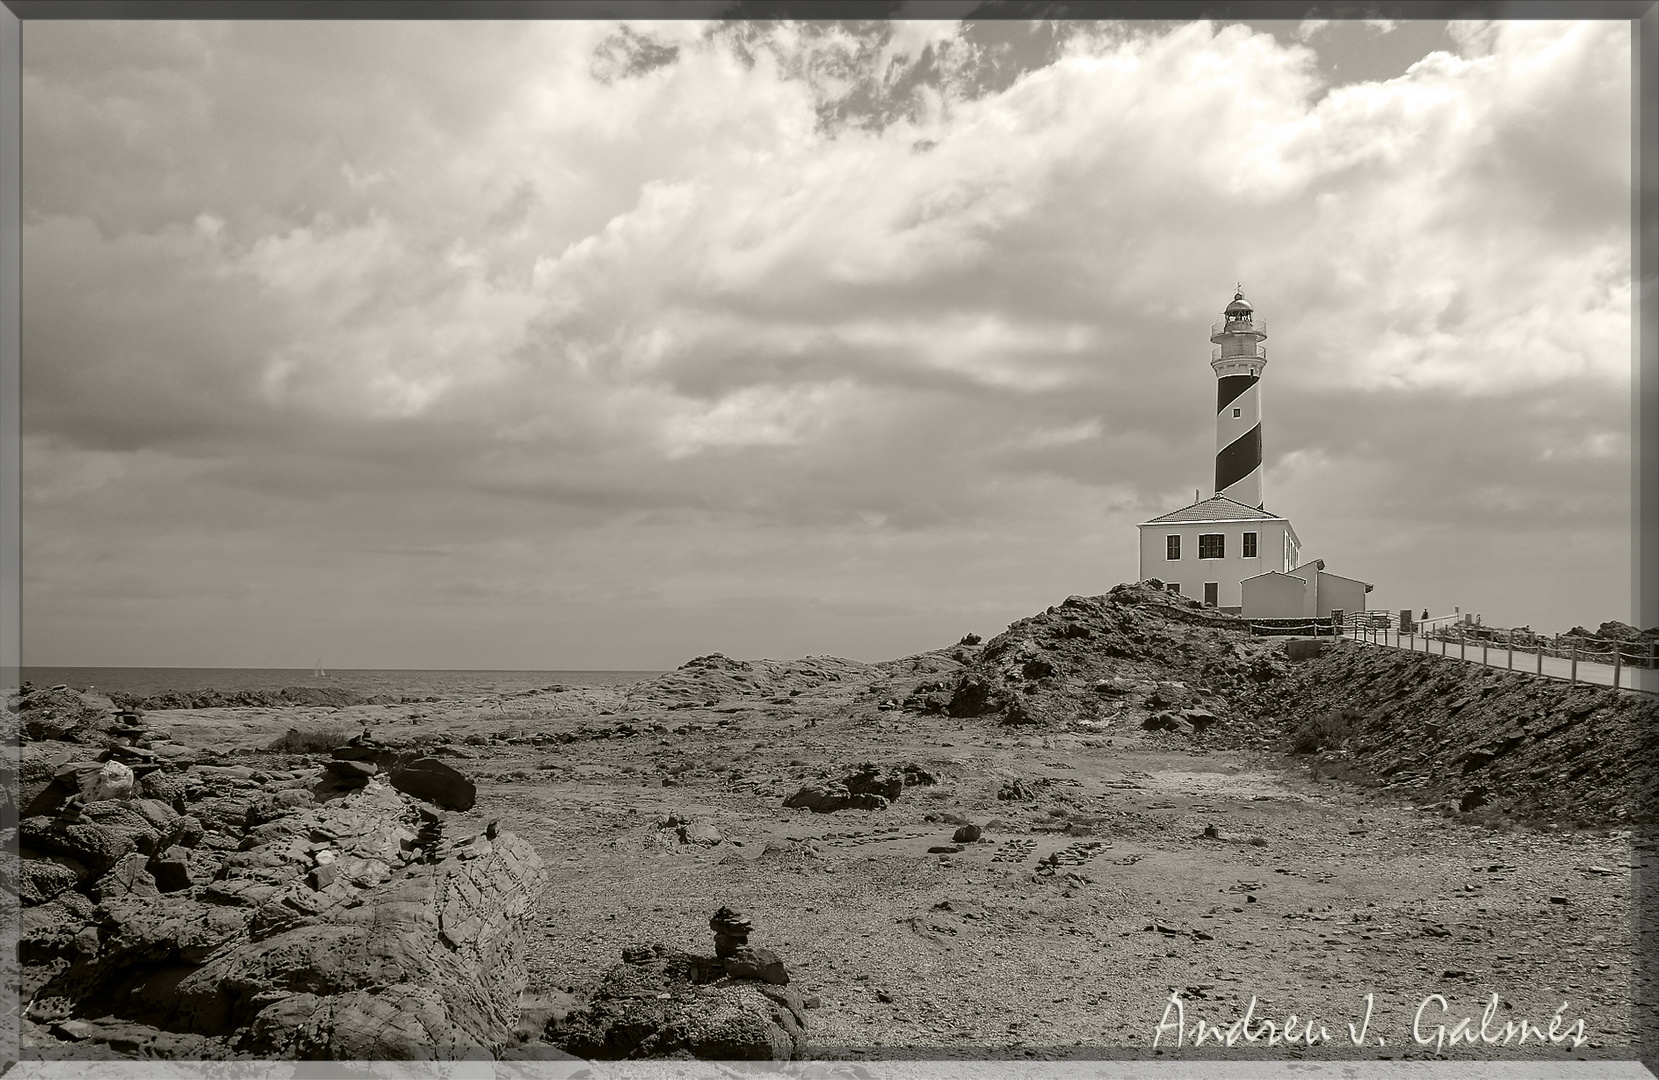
[1242, 569, 1305, 585]
[1138, 494, 1286, 526]
[1315, 569, 1375, 591]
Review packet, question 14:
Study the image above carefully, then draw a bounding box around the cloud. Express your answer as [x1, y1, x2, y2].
[18, 18, 1635, 664]
[1296, 19, 1331, 43]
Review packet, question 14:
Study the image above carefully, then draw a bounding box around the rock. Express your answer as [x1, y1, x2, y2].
[1285, 639, 1329, 661]
[997, 779, 1038, 802]
[679, 821, 724, 846]
[175, 829, 541, 1056]
[1201, 825, 1268, 847]
[722, 945, 788, 985]
[945, 673, 1002, 718]
[326, 759, 379, 779]
[709, 906, 752, 958]
[928, 845, 965, 854]
[19, 770, 544, 1060]
[1181, 708, 1219, 731]
[782, 783, 851, 814]
[900, 763, 937, 786]
[841, 763, 903, 801]
[1142, 711, 1193, 734]
[952, 824, 982, 844]
[149, 846, 194, 893]
[91, 851, 160, 902]
[1148, 682, 1192, 709]
[76, 760, 136, 802]
[21, 809, 156, 877]
[547, 947, 804, 1060]
[53, 760, 105, 788]
[387, 757, 476, 811]
[1020, 657, 1055, 679]
[19, 857, 86, 906]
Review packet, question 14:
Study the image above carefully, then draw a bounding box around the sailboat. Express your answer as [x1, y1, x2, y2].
[313, 660, 327, 678]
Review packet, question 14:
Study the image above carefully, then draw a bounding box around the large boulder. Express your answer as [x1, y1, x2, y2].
[841, 763, 903, 801]
[387, 757, 477, 811]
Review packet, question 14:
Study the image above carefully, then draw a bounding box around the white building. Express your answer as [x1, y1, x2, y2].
[1137, 495, 1300, 612]
[1135, 290, 1371, 619]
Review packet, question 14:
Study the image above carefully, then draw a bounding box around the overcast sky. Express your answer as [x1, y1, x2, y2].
[19, 17, 1635, 670]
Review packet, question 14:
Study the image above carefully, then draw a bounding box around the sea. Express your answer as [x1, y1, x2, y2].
[19, 668, 663, 700]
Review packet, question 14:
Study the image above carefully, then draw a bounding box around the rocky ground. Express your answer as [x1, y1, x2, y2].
[7, 583, 1656, 1062]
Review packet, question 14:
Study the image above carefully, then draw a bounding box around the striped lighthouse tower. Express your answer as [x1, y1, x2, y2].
[1210, 287, 1268, 509]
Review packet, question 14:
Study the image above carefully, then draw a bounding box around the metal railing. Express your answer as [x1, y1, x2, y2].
[1248, 617, 1336, 636]
[1339, 614, 1659, 697]
[1210, 318, 1267, 338]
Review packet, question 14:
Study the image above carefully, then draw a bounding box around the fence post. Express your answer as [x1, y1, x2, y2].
[1461, 636, 1466, 662]
[1507, 640, 1513, 670]
[1614, 642, 1621, 689]
[1571, 646, 1578, 684]
[1536, 641, 1543, 674]
[1481, 640, 1488, 667]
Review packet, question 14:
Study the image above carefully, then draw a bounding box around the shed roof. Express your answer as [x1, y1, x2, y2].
[1317, 569, 1375, 591]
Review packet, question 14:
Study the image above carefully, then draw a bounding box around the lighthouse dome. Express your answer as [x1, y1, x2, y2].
[1224, 291, 1253, 316]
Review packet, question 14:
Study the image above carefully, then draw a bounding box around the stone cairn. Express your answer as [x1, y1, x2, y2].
[107, 709, 160, 777]
[709, 906, 787, 984]
[709, 906, 752, 958]
[56, 709, 156, 823]
[321, 727, 383, 793]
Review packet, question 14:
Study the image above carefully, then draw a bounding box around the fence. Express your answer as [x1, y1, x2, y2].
[1246, 617, 1337, 637]
[1338, 612, 1659, 697]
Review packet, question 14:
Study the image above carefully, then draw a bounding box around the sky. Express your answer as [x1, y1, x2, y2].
[17, 16, 1637, 670]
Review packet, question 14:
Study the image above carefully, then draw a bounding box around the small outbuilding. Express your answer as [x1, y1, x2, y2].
[1240, 559, 1374, 619]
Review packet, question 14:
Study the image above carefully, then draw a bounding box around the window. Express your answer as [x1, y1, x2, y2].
[1198, 533, 1224, 559]
[1232, 408, 1241, 418]
[1166, 535, 1181, 560]
[1167, 582, 1181, 595]
[1243, 532, 1258, 558]
[1203, 583, 1219, 607]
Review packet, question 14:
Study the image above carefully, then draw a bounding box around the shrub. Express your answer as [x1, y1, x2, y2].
[1289, 708, 1364, 755]
[266, 726, 349, 754]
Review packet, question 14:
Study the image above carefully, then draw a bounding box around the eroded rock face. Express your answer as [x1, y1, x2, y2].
[13, 691, 543, 1061]
[26, 779, 543, 1058]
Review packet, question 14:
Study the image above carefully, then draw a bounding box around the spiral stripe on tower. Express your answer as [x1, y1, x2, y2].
[1209, 289, 1267, 510]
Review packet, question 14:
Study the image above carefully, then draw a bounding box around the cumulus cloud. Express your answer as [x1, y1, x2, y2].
[19, 18, 1635, 666]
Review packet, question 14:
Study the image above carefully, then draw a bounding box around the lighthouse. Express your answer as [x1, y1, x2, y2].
[1135, 287, 1374, 619]
[1210, 288, 1267, 509]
